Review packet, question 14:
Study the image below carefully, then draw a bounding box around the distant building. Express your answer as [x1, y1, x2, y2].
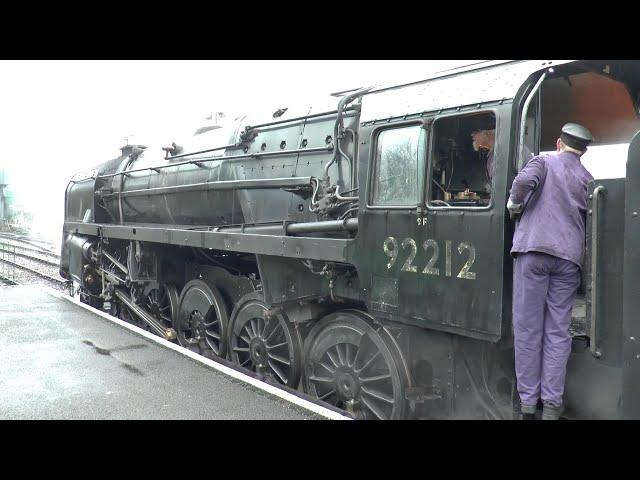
[0, 168, 14, 227]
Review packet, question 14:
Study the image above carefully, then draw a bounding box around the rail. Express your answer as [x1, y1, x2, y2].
[0, 256, 68, 286]
[0, 238, 69, 290]
[0, 247, 59, 268]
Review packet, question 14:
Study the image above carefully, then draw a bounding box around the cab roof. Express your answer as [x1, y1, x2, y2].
[360, 60, 574, 123]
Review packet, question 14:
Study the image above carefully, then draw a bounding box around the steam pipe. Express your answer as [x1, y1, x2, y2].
[286, 218, 358, 235]
[324, 87, 373, 180]
[207, 218, 358, 236]
[334, 185, 359, 202]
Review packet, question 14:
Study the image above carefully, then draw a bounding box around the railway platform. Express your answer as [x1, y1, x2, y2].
[0, 284, 348, 420]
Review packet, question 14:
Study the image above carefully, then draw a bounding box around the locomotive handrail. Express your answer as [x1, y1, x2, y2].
[590, 184, 606, 358]
[89, 144, 334, 182]
[99, 176, 314, 200]
[166, 144, 237, 161]
[162, 107, 356, 162]
[239, 105, 359, 131]
[517, 70, 547, 171]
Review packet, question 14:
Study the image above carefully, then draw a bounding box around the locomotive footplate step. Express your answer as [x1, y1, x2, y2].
[0, 285, 337, 420]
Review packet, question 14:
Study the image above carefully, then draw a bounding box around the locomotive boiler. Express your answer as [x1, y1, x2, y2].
[61, 60, 640, 419]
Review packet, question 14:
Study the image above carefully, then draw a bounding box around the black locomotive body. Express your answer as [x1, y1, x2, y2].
[61, 60, 640, 419]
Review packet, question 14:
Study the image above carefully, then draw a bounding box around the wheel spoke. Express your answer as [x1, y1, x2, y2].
[361, 395, 388, 420]
[160, 314, 171, 323]
[233, 347, 250, 353]
[359, 373, 391, 383]
[240, 357, 252, 367]
[160, 305, 169, 312]
[267, 352, 291, 366]
[354, 351, 380, 374]
[309, 375, 334, 384]
[203, 318, 219, 327]
[361, 386, 394, 404]
[352, 344, 364, 370]
[326, 350, 340, 369]
[267, 359, 287, 383]
[336, 344, 345, 366]
[345, 343, 353, 367]
[262, 316, 275, 340]
[206, 330, 220, 340]
[318, 389, 335, 401]
[264, 321, 282, 343]
[250, 319, 258, 338]
[244, 324, 254, 340]
[239, 334, 251, 345]
[206, 339, 219, 355]
[318, 361, 336, 374]
[266, 341, 288, 351]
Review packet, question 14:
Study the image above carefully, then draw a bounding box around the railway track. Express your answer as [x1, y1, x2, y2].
[0, 244, 59, 266]
[0, 242, 59, 258]
[0, 274, 18, 286]
[0, 233, 57, 254]
[0, 236, 70, 292]
[0, 234, 57, 253]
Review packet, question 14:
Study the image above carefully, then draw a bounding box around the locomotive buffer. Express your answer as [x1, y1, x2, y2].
[0, 285, 347, 419]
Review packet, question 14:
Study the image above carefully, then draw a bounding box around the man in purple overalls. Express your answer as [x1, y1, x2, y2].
[507, 123, 594, 420]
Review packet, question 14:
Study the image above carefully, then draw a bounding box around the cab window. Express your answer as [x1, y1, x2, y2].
[371, 125, 426, 206]
[429, 112, 496, 208]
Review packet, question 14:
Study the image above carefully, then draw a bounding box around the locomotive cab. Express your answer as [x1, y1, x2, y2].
[511, 61, 640, 419]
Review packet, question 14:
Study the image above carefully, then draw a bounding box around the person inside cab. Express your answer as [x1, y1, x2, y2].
[470, 118, 496, 191]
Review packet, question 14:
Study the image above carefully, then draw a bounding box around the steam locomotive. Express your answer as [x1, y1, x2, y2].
[60, 60, 640, 419]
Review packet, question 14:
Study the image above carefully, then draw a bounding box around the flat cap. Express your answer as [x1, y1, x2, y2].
[561, 123, 594, 150]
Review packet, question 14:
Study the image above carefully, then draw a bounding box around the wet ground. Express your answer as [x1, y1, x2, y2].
[0, 285, 322, 420]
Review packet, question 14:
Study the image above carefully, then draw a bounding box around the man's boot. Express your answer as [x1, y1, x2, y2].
[542, 402, 563, 420]
[520, 403, 537, 420]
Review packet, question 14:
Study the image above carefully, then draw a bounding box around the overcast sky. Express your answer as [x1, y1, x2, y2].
[2, 60, 474, 175]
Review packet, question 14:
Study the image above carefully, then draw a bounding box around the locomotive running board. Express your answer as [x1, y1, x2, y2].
[64, 222, 354, 263]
